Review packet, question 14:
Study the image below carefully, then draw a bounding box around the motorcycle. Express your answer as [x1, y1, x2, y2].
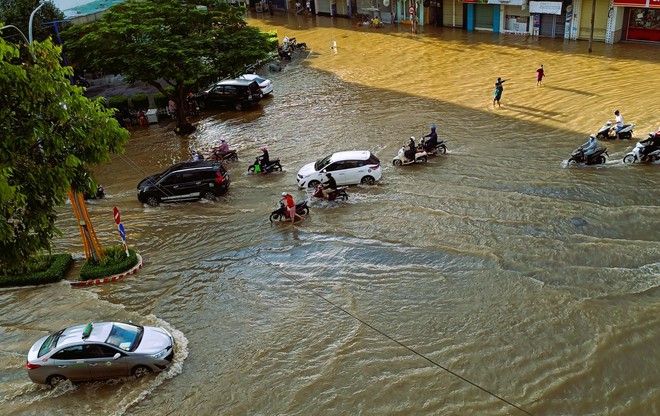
[210, 148, 238, 162]
[595, 120, 634, 140]
[248, 158, 282, 174]
[269, 200, 309, 222]
[623, 133, 660, 164]
[418, 137, 448, 155]
[392, 141, 428, 166]
[84, 184, 105, 200]
[283, 36, 307, 50]
[312, 184, 349, 201]
[568, 146, 609, 165]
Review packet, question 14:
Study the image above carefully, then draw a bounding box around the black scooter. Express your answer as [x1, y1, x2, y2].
[568, 147, 608, 165]
[248, 158, 282, 174]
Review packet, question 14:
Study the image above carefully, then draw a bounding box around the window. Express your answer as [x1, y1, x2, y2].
[366, 154, 381, 165]
[51, 345, 85, 360]
[159, 173, 181, 186]
[180, 172, 202, 183]
[38, 330, 63, 357]
[105, 323, 142, 351]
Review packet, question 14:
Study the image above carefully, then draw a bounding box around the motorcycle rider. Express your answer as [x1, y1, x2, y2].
[405, 137, 416, 162]
[639, 128, 660, 160]
[280, 192, 304, 224]
[322, 172, 337, 199]
[608, 110, 624, 139]
[423, 125, 438, 153]
[577, 134, 599, 163]
[258, 146, 270, 170]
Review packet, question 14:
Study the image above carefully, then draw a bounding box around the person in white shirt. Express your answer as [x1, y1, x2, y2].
[609, 110, 624, 139]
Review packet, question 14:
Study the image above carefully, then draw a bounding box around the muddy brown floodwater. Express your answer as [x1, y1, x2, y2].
[1, 13, 659, 416]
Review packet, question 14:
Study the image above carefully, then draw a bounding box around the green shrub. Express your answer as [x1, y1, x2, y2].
[130, 93, 149, 110]
[0, 254, 73, 288]
[154, 93, 169, 109]
[80, 245, 138, 281]
[108, 95, 129, 113]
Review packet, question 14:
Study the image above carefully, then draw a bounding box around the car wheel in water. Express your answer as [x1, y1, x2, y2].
[234, 102, 243, 111]
[146, 196, 159, 207]
[47, 375, 68, 387]
[269, 213, 282, 222]
[393, 159, 402, 166]
[132, 365, 152, 379]
[361, 176, 375, 185]
[308, 180, 320, 189]
[203, 191, 216, 201]
[623, 154, 636, 164]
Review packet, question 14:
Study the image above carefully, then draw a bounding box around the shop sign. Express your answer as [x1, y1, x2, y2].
[530, 1, 562, 14]
[488, 0, 527, 5]
[613, 0, 660, 8]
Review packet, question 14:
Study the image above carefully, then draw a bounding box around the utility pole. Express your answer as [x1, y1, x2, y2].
[588, 0, 596, 52]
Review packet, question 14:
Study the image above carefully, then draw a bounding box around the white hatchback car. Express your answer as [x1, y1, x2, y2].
[238, 74, 273, 96]
[297, 150, 382, 188]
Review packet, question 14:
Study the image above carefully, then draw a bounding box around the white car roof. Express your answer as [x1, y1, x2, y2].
[329, 150, 372, 162]
[56, 322, 114, 347]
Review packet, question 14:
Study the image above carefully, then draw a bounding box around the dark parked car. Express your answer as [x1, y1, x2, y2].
[195, 79, 263, 111]
[137, 161, 230, 206]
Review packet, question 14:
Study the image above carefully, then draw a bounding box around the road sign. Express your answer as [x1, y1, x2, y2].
[408, 5, 415, 14]
[118, 223, 126, 241]
[113, 207, 121, 224]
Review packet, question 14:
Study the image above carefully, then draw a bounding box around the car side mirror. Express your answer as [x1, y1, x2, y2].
[113, 353, 121, 360]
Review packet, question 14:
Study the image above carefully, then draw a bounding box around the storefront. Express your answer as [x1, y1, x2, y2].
[616, 0, 660, 42]
[492, 0, 529, 34]
[442, 0, 465, 26]
[529, 1, 566, 37]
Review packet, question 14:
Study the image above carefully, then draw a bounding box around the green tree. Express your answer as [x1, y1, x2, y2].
[0, 36, 128, 274]
[0, 0, 66, 43]
[63, 0, 277, 134]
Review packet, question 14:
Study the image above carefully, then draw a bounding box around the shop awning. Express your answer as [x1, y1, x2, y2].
[613, 0, 660, 8]
[487, 0, 528, 5]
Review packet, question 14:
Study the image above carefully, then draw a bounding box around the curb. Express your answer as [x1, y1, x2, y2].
[70, 253, 143, 287]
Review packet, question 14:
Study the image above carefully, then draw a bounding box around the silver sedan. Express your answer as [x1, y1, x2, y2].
[26, 321, 175, 386]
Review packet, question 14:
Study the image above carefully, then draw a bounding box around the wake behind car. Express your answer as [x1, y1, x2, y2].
[194, 79, 262, 111]
[26, 322, 175, 386]
[137, 161, 230, 206]
[297, 150, 382, 188]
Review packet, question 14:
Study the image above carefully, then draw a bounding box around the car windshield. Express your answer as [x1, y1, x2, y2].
[105, 323, 143, 351]
[253, 77, 265, 84]
[38, 329, 64, 357]
[314, 154, 333, 171]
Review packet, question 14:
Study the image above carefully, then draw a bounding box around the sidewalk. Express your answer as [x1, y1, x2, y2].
[84, 74, 157, 102]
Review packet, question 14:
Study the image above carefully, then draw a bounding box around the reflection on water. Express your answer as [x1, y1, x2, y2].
[1, 14, 659, 416]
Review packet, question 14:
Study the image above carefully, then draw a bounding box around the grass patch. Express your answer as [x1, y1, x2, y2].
[0, 254, 73, 288]
[80, 245, 138, 281]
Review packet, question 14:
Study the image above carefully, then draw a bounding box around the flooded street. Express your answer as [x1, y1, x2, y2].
[2, 14, 659, 416]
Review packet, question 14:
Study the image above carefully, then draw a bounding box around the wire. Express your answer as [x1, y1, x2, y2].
[249, 248, 535, 416]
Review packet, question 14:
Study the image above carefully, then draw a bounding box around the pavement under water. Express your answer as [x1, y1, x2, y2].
[1, 13, 659, 416]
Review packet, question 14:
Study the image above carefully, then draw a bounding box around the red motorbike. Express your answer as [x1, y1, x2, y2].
[269, 200, 309, 222]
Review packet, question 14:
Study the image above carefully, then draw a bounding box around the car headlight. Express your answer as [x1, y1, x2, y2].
[150, 347, 170, 359]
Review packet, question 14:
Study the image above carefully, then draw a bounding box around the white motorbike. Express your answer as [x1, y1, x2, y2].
[595, 120, 634, 140]
[393, 140, 428, 166]
[623, 133, 660, 164]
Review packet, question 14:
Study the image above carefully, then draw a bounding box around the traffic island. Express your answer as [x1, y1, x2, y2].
[71, 246, 143, 287]
[0, 254, 74, 288]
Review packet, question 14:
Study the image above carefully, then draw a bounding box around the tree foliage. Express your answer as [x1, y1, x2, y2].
[0, 37, 129, 273]
[0, 0, 66, 43]
[63, 0, 277, 132]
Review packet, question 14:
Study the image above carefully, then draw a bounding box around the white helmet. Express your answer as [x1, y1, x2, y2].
[281, 192, 287, 197]
[589, 134, 597, 140]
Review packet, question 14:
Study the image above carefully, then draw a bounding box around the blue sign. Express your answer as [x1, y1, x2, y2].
[118, 223, 126, 241]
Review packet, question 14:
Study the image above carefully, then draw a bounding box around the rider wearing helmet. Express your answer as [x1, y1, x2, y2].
[322, 172, 337, 199]
[423, 125, 438, 152]
[258, 146, 270, 169]
[578, 134, 599, 162]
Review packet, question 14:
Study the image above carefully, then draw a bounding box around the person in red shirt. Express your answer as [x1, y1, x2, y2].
[281, 192, 304, 224]
[536, 64, 545, 86]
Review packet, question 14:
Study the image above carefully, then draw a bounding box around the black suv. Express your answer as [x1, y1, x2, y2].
[195, 79, 263, 111]
[137, 161, 230, 206]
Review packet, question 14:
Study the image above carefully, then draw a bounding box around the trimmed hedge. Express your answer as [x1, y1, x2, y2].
[130, 93, 149, 110]
[109, 95, 129, 113]
[0, 254, 73, 288]
[80, 245, 138, 281]
[154, 93, 169, 109]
